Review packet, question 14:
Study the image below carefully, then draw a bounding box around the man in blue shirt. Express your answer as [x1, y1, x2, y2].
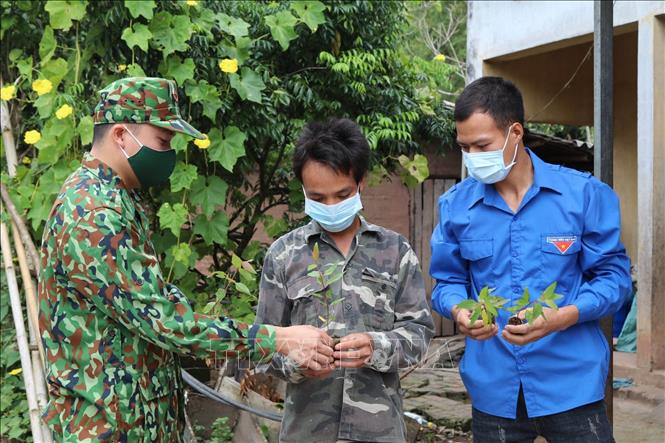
[430, 77, 631, 442]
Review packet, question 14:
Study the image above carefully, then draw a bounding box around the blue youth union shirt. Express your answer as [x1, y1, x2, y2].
[430, 149, 631, 419]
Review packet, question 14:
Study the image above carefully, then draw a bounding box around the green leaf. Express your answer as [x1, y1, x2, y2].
[221, 36, 252, 65]
[39, 26, 56, 64]
[149, 12, 193, 59]
[41, 58, 69, 88]
[34, 93, 56, 119]
[264, 215, 288, 239]
[193, 212, 229, 246]
[185, 79, 222, 121]
[456, 300, 477, 310]
[216, 13, 250, 39]
[159, 56, 195, 86]
[45, 0, 86, 31]
[541, 281, 557, 299]
[398, 154, 430, 183]
[480, 309, 490, 326]
[291, 1, 327, 32]
[121, 23, 152, 52]
[171, 242, 192, 264]
[170, 162, 198, 192]
[77, 116, 93, 146]
[533, 303, 545, 321]
[171, 132, 188, 153]
[157, 202, 189, 236]
[469, 306, 481, 324]
[228, 67, 265, 103]
[125, 63, 146, 77]
[307, 264, 317, 272]
[312, 242, 320, 261]
[16, 57, 33, 82]
[265, 10, 298, 51]
[190, 175, 228, 217]
[124, 0, 156, 20]
[208, 126, 247, 172]
[35, 117, 75, 164]
[235, 282, 251, 296]
[231, 254, 243, 271]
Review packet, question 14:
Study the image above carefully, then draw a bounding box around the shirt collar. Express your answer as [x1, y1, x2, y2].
[303, 215, 382, 240]
[81, 152, 129, 190]
[467, 148, 563, 209]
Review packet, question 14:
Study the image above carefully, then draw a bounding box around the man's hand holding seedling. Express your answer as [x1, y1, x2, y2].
[452, 306, 499, 340]
[502, 282, 579, 345]
[452, 287, 504, 340]
[502, 306, 579, 344]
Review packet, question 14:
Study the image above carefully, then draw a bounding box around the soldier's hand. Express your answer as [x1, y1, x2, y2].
[453, 307, 498, 341]
[333, 333, 373, 368]
[274, 325, 334, 371]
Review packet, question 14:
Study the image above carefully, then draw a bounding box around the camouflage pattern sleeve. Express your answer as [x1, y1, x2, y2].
[366, 240, 434, 372]
[255, 246, 306, 383]
[60, 207, 276, 363]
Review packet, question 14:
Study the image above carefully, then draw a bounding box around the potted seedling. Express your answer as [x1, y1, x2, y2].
[506, 281, 563, 325]
[307, 242, 345, 345]
[456, 286, 510, 326]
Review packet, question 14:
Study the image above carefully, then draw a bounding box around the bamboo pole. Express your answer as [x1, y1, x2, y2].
[0, 183, 40, 275]
[0, 81, 17, 177]
[1, 221, 44, 442]
[11, 221, 45, 365]
[11, 221, 52, 442]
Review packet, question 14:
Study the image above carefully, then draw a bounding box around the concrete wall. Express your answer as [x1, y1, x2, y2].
[467, 0, 665, 80]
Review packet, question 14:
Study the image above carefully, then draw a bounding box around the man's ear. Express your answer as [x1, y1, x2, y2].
[512, 122, 525, 144]
[358, 176, 367, 193]
[109, 124, 127, 147]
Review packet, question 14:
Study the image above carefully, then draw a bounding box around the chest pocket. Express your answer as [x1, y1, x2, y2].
[459, 238, 493, 261]
[360, 267, 397, 331]
[541, 234, 581, 256]
[286, 275, 328, 327]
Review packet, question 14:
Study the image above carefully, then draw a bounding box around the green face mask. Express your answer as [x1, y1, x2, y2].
[121, 125, 176, 188]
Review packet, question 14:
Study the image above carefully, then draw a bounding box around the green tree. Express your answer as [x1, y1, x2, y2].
[1, 1, 457, 439]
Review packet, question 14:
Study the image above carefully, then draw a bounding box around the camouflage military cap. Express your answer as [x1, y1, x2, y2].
[93, 77, 204, 139]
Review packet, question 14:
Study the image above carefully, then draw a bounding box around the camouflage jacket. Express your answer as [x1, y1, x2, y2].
[256, 218, 434, 443]
[38, 153, 277, 442]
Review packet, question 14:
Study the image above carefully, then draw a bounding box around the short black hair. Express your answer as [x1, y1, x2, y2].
[293, 118, 369, 183]
[92, 124, 112, 145]
[454, 77, 524, 129]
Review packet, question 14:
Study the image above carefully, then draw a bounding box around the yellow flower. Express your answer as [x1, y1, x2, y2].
[186, 0, 198, 5]
[8, 368, 22, 376]
[32, 79, 53, 96]
[433, 54, 446, 62]
[24, 130, 41, 145]
[55, 104, 73, 119]
[118, 64, 127, 72]
[22, 156, 32, 165]
[194, 134, 211, 149]
[218, 58, 238, 74]
[1, 85, 15, 101]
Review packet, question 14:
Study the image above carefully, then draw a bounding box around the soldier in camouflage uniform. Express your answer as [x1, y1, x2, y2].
[38, 77, 334, 442]
[256, 118, 434, 443]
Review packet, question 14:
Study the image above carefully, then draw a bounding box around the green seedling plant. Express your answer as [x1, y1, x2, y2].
[506, 282, 563, 325]
[456, 286, 510, 326]
[307, 242, 345, 335]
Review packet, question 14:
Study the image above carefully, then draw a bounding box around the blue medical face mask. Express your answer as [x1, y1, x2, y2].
[304, 187, 363, 233]
[462, 123, 519, 184]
